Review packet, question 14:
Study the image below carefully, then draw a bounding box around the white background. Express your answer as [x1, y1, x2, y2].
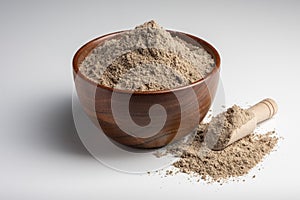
[1, 0, 300, 199]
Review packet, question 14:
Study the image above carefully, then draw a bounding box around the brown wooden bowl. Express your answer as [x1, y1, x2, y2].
[73, 30, 221, 149]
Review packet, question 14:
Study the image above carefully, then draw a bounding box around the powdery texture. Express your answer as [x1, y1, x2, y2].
[100, 48, 201, 91]
[79, 20, 215, 91]
[154, 108, 278, 183]
[205, 105, 254, 150]
[173, 129, 278, 182]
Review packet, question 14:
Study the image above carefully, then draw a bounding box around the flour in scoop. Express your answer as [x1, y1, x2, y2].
[205, 105, 254, 150]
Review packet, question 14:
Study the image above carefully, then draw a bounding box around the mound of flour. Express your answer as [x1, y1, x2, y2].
[79, 20, 215, 91]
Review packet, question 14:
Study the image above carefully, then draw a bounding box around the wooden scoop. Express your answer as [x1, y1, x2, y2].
[214, 98, 278, 150]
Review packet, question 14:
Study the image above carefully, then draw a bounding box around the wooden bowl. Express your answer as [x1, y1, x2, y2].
[73, 31, 221, 149]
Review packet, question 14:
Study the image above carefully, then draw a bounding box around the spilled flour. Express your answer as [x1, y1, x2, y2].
[154, 105, 279, 183]
[79, 20, 215, 91]
[173, 128, 278, 182]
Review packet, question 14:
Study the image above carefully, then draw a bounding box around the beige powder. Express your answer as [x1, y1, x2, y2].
[173, 127, 278, 182]
[205, 105, 254, 150]
[79, 20, 215, 91]
[100, 48, 202, 91]
[155, 105, 279, 183]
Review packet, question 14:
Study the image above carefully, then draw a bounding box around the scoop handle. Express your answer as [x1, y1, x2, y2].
[247, 98, 278, 124]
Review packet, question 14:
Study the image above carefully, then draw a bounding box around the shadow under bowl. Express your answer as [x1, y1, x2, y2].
[73, 30, 221, 149]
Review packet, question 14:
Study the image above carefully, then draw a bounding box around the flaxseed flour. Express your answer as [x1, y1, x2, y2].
[205, 105, 255, 150]
[173, 128, 278, 182]
[78, 21, 279, 183]
[155, 105, 279, 183]
[79, 20, 215, 91]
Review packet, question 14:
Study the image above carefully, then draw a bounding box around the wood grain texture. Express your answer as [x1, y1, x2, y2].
[73, 30, 221, 148]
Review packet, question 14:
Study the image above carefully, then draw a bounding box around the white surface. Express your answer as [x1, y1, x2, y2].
[1, 1, 300, 199]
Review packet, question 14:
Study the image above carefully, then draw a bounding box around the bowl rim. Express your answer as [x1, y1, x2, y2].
[72, 30, 221, 95]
